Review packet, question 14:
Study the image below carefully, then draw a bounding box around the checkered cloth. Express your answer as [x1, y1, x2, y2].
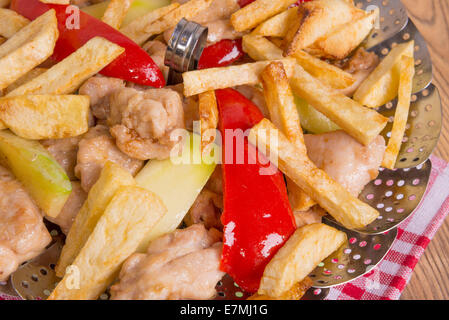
[2, 156, 448, 300]
[326, 155, 449, 300]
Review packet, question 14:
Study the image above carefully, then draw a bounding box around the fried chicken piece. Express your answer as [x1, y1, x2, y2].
[186, 189, 223, 230]
[75, 125, 144, 192]
[142, 40, 169, 80]
[304, 130, 386, 197]
[0, 165, 51, 281]
[110, 224, 224, 300]
[79, 75, 126, 120]
[41, 136, 83, 181]
[108, 87, 185, 160]
[235, 85, 269, 118]
[293, 206, 326, 229]
[45, 181, 86, 235]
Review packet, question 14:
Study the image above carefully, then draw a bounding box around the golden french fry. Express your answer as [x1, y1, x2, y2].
[55, 162, 135, 278]
[121, 0, 211, 45]
[102, 0, 134, 29]
[249, 119, 380, 229]
[261, 62, 315, 211]
[382, 56, 415, 169]
[183, 59, 296, 97]
[0, 95, 89, 140]
[242, 34, 355, 90]
[4, 67, 47, 95]
[0, 10, 58, 91]
[284, 0, 358, 56]
[249, 277, 313, 300]
[258, 223, 347, 297]
[354, 41, 414, 108]
[199, 90, 218, 154]
[7, 37, 124, 97]
[231, 0, 297, 32]
[291, 50, 355, 89]
[290, 64, 388, 146]
[48, 186, 166, 300]
[0, 8, 29, 38]
[252, 6, 298, 38]
[312, 10, 377, 60]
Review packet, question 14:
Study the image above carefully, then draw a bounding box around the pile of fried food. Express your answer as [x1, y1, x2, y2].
[0, 0, 416, 300]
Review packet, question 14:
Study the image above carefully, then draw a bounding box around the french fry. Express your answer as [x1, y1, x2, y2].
[354, 41, 414, 108]
[382, 56, 415, 169]
[261, 62, 315, 211]
[252, 6, 298, 38]
[182, 59, 296, 97]
[48, 186, 166, 300]
[0, 8, 29, 38]
[312, 10, 377, 60]
[0, 95, 89, 140]
[0, 0, 10, 8]
[102, 0, 134, 29]
[0, 10, 58, 91]
[284, 0, 358, 56]
[7, 37, 124, 97]
[4, 67, 47, 95]
[242, 34, 355, 89]
[289, 64, 388, 146]
[249, 277, 313, 300]
[249, 119, 380, 229]
[258, 223, 347, 297]
[55, 162, 135, 277]
[199, 90, 218, 154]
[231, 0, 297, 32]
[121, 0, 211, 45]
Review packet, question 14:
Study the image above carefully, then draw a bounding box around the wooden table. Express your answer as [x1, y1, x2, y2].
[399, 0, 449, 300]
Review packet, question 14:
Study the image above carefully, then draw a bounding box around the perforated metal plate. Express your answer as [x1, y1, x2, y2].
[368, 20, 433, 93]
[309, 223, 397, 288]
[355, 0, 408, 49]
[379, 85, 442, 169]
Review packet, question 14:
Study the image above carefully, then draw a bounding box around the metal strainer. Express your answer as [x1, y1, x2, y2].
[0, 0, 440, 301]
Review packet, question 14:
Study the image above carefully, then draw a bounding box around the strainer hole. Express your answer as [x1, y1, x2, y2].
[385, 207, 393, 212]
[412, 179, 420, 185]
[364, 259, 372, 265]
[331, 258, 339, 263]
[218, 291, 225, 297]
[385, 191, 393, 197]
[49, 264, 56, 270]
[374, 244, 382, 250]
[40, 268, 47, 276]
[397, 208, 405, 213]
[344, 248, 352, 254]
[377, 203, 384, 209]
[374, 179, 382, 185]
[366, 193, 374, 200]
[31, 274, 39, 282]
[349, 237, 357, 244]
[397, 180, 405, 187]
[338, 264, 345, 269]
[21, 281, 29, 288]
[409, 194, 416, 201]
[235, 291, 244, 298]
[347, 268, 355, 274]
[386, 179, 394, 186]
[359, 241, 367, 247]
[313, 289, 322, 295]
[353, 254, 361, 260]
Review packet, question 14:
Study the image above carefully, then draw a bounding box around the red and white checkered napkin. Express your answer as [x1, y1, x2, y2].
[2, 156, 448, 301]
[326, 155, 449, 300]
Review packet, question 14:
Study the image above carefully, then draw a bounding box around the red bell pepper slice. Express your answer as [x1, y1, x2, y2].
[198, 39, 244, 70]
[216, 88, 296, 293]
[11, 0, 165, 88]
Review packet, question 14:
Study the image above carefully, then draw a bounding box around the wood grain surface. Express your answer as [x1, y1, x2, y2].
[400, 0, 449, 300]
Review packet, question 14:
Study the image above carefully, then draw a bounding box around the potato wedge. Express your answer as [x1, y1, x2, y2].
[249, 119, 380, 229]
[0, 10, 58, 91]
[284, 0, 358, 56]
[48, 186, 166, 300]
[258, 223, 346, 297]
[289, 64, 388, 146]
[261, 62, 315, 212]
[354, 41, 414, 108]
[382, 56, 415, 169]
[242, 34, 355, 90]
[4, 67, 47, 95]
[119, 3, 179, 44]
[0, 95, 89, 140]
[55, 162, 135, 278]
[249, 277, 313, 300]
[0, 8, 29, 38]
[102, 0, 134, 29]
[7, 37, 124, 97]
[121, 0, 212, 45]
[183, 59, 296, 97]
[199, 90, 218, 154]
[252, 6, 298, 38]
[231, 0, 297, 32]
[312, 10, 377, 60]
